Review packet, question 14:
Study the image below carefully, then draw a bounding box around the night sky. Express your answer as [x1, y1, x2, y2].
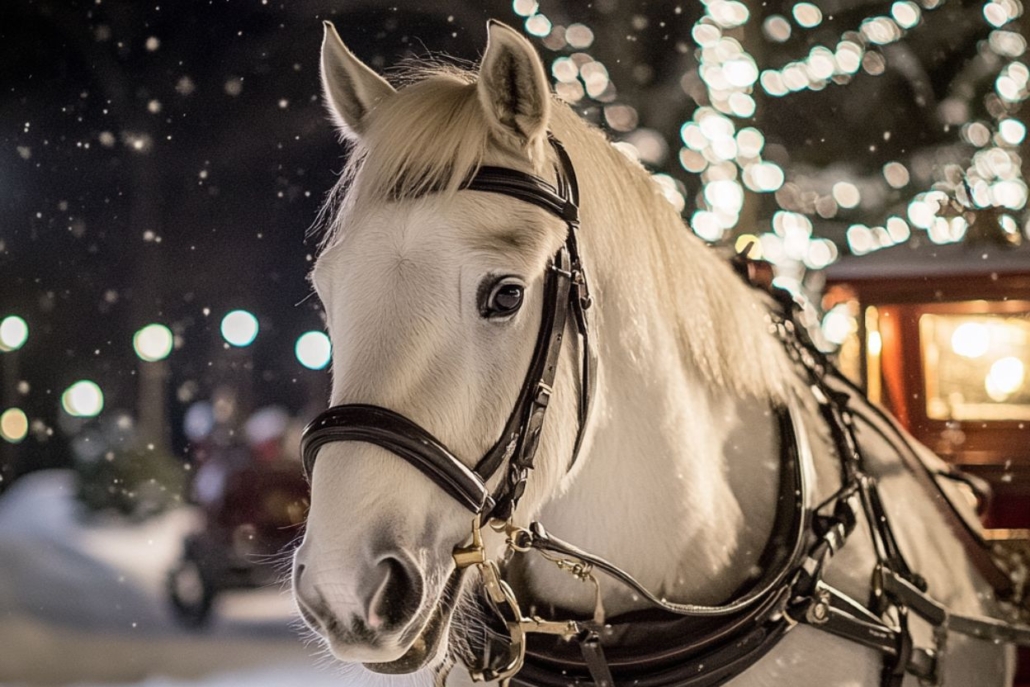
[0, 1, 519, 469]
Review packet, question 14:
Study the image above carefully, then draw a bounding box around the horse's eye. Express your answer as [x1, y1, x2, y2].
[481, 279, 525, 319]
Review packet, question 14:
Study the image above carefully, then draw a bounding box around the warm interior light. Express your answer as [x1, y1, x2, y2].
[868, 331, 883, 356]
[985, 356, 1025, 401]
[950, 322, 990, 358]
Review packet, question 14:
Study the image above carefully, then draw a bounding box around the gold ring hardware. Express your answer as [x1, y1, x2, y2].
[453, 519, 584, 684]
[453, 518, 487, 570]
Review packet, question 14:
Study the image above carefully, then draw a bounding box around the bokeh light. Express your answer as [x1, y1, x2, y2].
[986, 356, 1025, 401]
[220, 310, 259, 347]
[61, 380, 104, 418]
[295, 331, 332, 370]
[0, 316, 29, 352]
[951, 322, 990, 359]
[133, 323, 174, 362]
[0, 408, 28, 443]
[792, 2, 824, 28]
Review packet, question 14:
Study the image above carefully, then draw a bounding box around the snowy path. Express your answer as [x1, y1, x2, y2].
[0, 471, 350, 686]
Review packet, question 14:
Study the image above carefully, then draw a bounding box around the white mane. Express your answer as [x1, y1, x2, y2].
[320, 65, 797, 403]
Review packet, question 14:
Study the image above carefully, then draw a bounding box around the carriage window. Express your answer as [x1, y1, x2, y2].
[921, 312, 1030, 422]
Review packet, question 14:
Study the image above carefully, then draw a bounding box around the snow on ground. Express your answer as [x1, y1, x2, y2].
[0, 470, 349, 687]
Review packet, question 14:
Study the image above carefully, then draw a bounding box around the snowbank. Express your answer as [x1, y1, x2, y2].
[0, 470, 326, 685]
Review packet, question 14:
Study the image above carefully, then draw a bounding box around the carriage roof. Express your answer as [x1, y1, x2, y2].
[825, 239, 1030, 281]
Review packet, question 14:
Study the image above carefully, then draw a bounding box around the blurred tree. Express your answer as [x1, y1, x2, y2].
[501, 0, 1027, 289]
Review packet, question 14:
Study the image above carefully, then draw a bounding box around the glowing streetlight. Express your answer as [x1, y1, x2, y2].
[220, 310, 259, 347]
[0, 316, 28, 352]
[133, 323, 174, 362]
[295, 331, 332, 370]
[62, 380, 104, 418]
[0, 408, 28, 443]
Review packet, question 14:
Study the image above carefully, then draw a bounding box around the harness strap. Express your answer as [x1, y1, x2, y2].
[578, 630, 616, 687]
[790, 583, 939, 683]
[878, 565, 1030, 645]
[825, 372, 1017, 595]
[486, 248, 575, 521]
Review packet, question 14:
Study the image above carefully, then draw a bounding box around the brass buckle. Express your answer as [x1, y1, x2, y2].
[453, 519, 580, 684]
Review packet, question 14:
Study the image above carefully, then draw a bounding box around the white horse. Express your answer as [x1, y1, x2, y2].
[293, 20, 1015, 686]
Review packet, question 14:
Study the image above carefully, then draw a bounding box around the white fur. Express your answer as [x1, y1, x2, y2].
[295, 21, 1015, 686]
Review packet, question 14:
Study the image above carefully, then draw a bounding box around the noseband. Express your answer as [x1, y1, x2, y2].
[300, 136, 596, 522]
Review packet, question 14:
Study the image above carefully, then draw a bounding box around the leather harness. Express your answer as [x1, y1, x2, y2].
[300, 135, 1030, 686]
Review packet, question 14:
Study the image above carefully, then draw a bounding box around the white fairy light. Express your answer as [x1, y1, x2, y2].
[763, 15, 792, 42]
[805, 239, 839, 270]
[296, 331, 332, 370]
[691, 211, 725, 242]
[998, 118, 1026, 145]
[565, 24, 594, 49]
[525, 14, 552, 38]
[832, 182, 862, 209]
[989, 30, 1026, 57]
[891, 1, 922, 28]
[886, 216, 912, 243]
[512, 0, 538, 17]
[883, 162, 910, 188]
[846, 224, 876, 255]
[736, 128, 765, 158]
[792, 3, 824, 28]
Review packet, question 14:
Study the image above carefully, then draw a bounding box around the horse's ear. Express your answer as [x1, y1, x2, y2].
[320, 21, 396, 141]
[477, 20, 552, 151]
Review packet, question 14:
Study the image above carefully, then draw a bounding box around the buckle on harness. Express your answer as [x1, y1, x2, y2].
[453, 519, 581, 684]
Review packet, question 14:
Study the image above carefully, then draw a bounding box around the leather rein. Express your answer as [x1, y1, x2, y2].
[300, 135, 1030, 686]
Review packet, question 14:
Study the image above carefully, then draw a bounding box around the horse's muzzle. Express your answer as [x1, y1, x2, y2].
[293, 545, 428, 663]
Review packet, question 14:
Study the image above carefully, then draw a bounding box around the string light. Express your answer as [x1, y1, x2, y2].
[511, 1, 684, 208]
[920, 0, 1028, 245]
[511, 0, 1026, 264]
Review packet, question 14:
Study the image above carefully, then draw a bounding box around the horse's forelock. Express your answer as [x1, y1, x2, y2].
[316, 67, 492, 248]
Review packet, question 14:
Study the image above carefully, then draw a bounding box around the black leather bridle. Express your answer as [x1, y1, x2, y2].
[300, 136, 596, 523]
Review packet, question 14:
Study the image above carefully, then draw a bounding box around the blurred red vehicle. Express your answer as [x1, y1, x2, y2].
[167, 404, 309, 627]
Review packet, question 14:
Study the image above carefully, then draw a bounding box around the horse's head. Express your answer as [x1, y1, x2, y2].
[292, 21, 586, 674]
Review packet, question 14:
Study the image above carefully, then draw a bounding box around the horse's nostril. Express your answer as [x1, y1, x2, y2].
[367, 554, 422, 631]
[295, 563, 306, 581]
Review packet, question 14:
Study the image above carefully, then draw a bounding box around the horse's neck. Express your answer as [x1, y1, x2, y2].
[534, 360, 781, 617]
[522, 125, 784, 616]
